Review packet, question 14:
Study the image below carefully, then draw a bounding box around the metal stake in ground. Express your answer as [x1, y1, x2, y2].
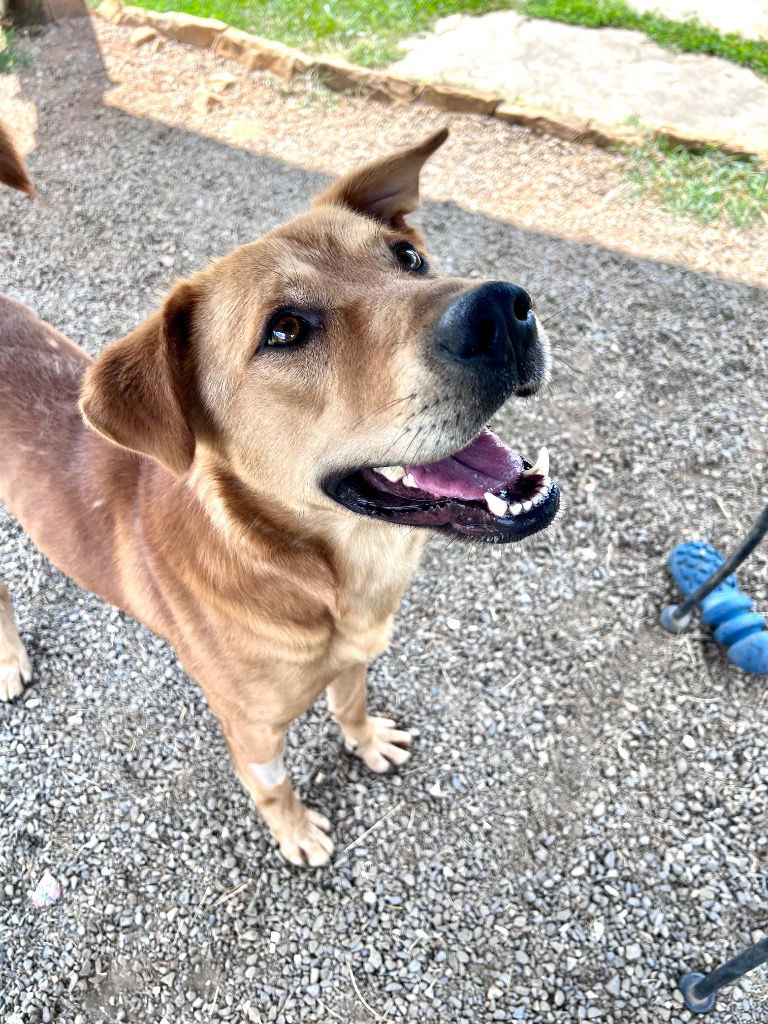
[680, 934, 768, 1013]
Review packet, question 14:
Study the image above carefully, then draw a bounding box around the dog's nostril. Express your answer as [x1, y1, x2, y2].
[512, 290, 531, 322]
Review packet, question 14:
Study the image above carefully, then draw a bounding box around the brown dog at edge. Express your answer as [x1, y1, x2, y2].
[0, 119, 35, 196]
[0, 129, 559, 864]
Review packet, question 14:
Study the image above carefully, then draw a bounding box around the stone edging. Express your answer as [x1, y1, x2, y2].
[94, 0, 765, 163]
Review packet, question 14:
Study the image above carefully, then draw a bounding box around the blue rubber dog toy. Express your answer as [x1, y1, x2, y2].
[661, 505, 768, 676]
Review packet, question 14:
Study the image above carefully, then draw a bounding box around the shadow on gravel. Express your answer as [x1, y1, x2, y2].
[2, 15, 768, 1024]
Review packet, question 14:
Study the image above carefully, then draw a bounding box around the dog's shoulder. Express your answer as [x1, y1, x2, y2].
[0, 293, 90, 369]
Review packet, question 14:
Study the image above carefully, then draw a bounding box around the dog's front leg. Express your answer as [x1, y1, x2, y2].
[222, 718, 334, 867]
[328, 664, 413, 773]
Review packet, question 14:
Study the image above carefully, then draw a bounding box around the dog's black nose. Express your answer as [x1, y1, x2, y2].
[436, 282, 533, 368]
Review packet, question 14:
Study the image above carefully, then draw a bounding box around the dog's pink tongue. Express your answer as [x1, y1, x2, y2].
[406, 429, 524, 499]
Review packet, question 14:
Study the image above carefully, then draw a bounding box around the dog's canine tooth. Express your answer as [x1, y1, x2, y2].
[402, 473, 418, 488]
[521, 446, 549, 479]
[484, 491, 508, 517]
[375, 466, 405, 483]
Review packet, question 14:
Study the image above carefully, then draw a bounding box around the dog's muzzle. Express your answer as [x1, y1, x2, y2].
[323, 280, 558, 544]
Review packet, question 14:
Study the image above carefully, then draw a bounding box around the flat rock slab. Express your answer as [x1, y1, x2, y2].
[390, 11, 768, 156]
[630, 0, 768, 40]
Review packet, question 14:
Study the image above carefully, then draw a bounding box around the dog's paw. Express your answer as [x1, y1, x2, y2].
[345, 716, 413, 773]
[0, 644, 32, 702]
[277, 808, 334, 867]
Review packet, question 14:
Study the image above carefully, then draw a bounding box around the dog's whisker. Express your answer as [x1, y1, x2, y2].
[351, 393, 416, 430]
[378, 425, 413, 461]
[401, 424, 427, 461]
[551, 353, 581, 374]
[540, 302, 578, 325]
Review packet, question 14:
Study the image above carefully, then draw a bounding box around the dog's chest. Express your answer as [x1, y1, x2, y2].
[327, 526, 426, 667]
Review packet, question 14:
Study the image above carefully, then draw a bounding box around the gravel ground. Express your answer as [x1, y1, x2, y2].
[2, 17, 768, 1024]
[3, 17, 767, 289]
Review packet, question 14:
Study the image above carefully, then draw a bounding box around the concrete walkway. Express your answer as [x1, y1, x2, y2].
[389, 9, 768, 157]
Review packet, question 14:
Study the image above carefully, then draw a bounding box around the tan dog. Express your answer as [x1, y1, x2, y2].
[0, 130, 558, 864]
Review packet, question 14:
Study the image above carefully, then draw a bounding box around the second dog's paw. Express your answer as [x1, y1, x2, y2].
[0, 645, 32, 702]
[345, 716, 413, 773]
[277, 808, 334, 867]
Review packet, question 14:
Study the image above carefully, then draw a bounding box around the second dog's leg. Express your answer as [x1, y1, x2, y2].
[0, 580, 31, 702]
[223, 718, 334, 867]
[327, 664, 413, 773]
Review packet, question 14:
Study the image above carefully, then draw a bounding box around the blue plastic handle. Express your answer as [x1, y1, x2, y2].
[668, 542, 768, 676]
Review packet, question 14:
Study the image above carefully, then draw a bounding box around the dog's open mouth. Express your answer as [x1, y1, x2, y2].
[325, 428, 560, 542]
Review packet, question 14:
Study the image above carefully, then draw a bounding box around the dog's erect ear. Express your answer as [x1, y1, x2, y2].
[0, 119, 35, 196]
[313, 128, 448, 230]
[80, 281, 197, 477]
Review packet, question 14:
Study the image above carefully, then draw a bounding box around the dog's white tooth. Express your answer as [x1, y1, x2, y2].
[376, 466, 405, 483]
[484, 491, 508, 517]
[522, 500, 533, 512]
[402, 473, 418, 488]
[510, 502, 523, 516]
[522, 446, 550, 479]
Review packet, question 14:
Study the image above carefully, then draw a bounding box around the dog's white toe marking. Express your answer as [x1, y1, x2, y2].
[0, 646, 32, 702]
[0, 585, 31, 703]
[347, 716, 413, 774]
[278, 808, 334, 867]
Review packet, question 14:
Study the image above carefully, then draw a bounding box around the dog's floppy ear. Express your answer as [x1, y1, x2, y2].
[80, 281, 197, 477]
[313, 128, 448, 230]
[0, 119, 35, 196]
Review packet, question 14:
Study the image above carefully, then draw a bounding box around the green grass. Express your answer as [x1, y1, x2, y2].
[0, 28, 30, 73]
[521, 0, 768, 79]
[627, 137, 768, 227]
[125, 0, 768, 72]
[128, 0, 515, 66]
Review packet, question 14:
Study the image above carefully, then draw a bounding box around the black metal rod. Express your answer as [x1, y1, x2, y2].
[674, 503, 768, 620]
[694, 936, 768, 996]
[681, 935, 768, 1013]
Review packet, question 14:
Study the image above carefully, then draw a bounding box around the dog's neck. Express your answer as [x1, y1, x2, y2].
[313, 510, 426, 606]
[186, 451, 425, 616]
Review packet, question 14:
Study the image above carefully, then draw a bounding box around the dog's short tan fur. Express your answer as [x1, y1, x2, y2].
[0, 119, 35, 197]
[0, 130, 545, 863]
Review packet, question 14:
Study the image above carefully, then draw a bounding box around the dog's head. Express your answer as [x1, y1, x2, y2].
[81, 129, 558, 544]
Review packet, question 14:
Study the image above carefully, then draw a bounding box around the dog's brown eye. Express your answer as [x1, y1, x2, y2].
[393, 243, 425, 273]
[268, 314, 306, 346]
